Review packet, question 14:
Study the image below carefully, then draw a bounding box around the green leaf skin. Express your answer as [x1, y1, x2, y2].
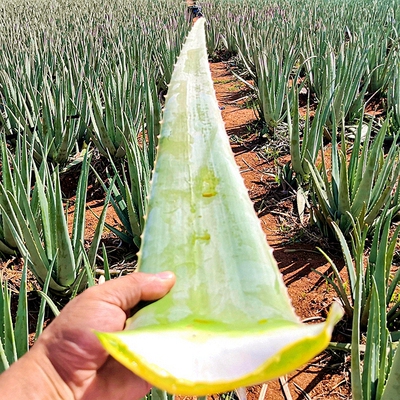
[382, 344, 400, 400]
[97, 19, 343, 395]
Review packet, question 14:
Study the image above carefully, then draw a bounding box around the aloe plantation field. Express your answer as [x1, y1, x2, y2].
[1, 0, 400, 399]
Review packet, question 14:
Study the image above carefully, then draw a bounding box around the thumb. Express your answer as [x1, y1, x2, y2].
[89, 271, 176, 313]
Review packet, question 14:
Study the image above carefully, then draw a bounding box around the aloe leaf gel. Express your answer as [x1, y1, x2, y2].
[97, 19, 343, 395]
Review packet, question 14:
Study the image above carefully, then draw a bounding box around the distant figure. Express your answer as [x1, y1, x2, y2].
[186, 0, 203, 23]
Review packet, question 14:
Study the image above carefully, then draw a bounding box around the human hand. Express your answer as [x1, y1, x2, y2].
[0, 271, 175, 400]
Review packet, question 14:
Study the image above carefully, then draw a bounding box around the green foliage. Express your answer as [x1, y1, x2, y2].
[0, 264, 59, 372]
[0, 150, 107, 295]
[348, 221, 398, 400]
[319, 209, 400, 327]
[95, 135, 152, 250]
[0, 0, 188, 166]
[308, 116, 400, 238]
[381, 344, 400, 400]
[253, 43, 299, 131]
[303, 37, 368, 126]
[387, 57, 400, 131]
[288, 87, 330, 183]
[0, 135, 30, 256]
[0, 1, 400, 396]
[321, 212, 399, 400]
[87, 66, 144, 159]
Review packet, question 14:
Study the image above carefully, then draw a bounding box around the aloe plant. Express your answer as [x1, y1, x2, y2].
[0, 267, 28, 372]
[94, 131, 152, 249]
[319, 206, 400, 326]
[91, 76, 159, 249]
[388, 57, 400, 131]
[307, 115, 400, 238]
[253, 44, 299, 132]
[287, 86, 331, 183]
[304, 36, 368, 126]
[0, 150, 108, 295]
[324, 215, 400, 400]
[0, 54, 89, 166]
[87, 66, 143, 159]
[381, 344, 400, 400]
[0, 134, 27, 256]
[0, 263, 60, 372]
[96, 19, 343, 395]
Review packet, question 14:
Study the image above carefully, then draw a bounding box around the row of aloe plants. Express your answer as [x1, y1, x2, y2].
[204, 1, 400, 399]
[204, 0, 400, 243]
[0, 0, 188, 376]
[0, 0, 189, 260]
[205, 0, 400, 132]
[0, 0, 187, 166]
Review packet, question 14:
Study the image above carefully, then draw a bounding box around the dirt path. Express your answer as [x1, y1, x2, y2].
[210, 61, 351, 400]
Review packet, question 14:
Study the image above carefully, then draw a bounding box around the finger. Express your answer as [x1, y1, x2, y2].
[87, 271, 176, 313]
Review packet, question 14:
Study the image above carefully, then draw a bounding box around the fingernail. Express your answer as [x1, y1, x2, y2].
[156, 271, 175, 280]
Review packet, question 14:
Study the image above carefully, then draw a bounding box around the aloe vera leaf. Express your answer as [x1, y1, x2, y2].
[36, 291, 61, 318]
[0, 329, 9, 372]
[14, 264, 28, 359]
[316, 247, 353, 316]
[87, 178, 114, 268]
[35, 259, 57, 339]
[97, 19, 343, 396]
[71, 151, 91, 262]
[331, 221, 356, 296]
[102, 244, 111, 282]
[362, 284, 375, 399]
[79, 242, 95, 288]
[382, 344, 400, 400]
[288, 93, 305, 178]
[305, 159, 332, 221]
[330, 118, 340, 207]
[0, 240, 16, 256]
[33, 166, 53, 260]
[386, 225, 400, 305]
[369, 137, 399, 205]
[374, 216, 392, 306]
[365, 185, 392, 227]
[54, 169, 75, 286]
[348, 115, 364, 197]
[337, 151, 351, 223]
[351, 119, 387, 219]
[352, 120, 372, 201]
[0, 139, 17, 249]
[351, 273, 364, 400]
[1, 276, 17, 368]
[87, 89, 117, 156]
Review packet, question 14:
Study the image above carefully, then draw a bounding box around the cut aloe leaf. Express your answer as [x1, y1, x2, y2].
[96, 19, 343, 395]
